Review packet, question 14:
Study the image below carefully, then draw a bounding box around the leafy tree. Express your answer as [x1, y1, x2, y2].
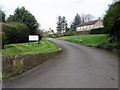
[56, 16, 62, 33]
[7, 7, 39, 34]
[74, 14, 81, 26]
[70, 14, 81, 32]
[51, 30, 54, 33]
[65, 28, 69, 33]
[103, 1, 120, 41]
[0, 9, 6, 22]
[69, 22, 76, 32]
[61, 16, 68, 33]
[56, 16, 68, 33]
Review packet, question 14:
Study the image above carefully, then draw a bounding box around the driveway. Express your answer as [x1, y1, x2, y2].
[3, 38, 118, 88]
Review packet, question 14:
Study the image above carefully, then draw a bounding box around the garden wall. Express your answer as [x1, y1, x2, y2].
[2, 49, 62, 80]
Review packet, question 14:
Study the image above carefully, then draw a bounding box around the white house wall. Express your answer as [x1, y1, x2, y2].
[93, 20, 103, 29]
[76, 20, 104, 31]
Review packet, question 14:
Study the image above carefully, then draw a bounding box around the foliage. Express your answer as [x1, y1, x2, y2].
[70, 14, 81, 32]
[97, 42, 120, 49]
[0, 32, 7, 49]
[90, 28, 107, 34]
[2, 38, 60, 55]
[103, 1, 120, 41]
[47, 31, 90, 38]
[7, 7, 39, 34]
[2, 23, 29, 45]
[65, 28, 69, 33]
[111, 17, 120, 41]
[0, 9, 6, 22]
[56, 16, 67, 33]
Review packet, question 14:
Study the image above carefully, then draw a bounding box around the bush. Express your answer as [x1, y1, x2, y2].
[2, 23, 30, 45]
[0, 32, 7, 49]
[103, 1, 120, 42]
[90, 28, 107, 34]
[47, 31, 90, 38]
[110, 18, 120, 41]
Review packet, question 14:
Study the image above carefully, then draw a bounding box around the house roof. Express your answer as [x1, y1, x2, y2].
[77, 20, 99, 27]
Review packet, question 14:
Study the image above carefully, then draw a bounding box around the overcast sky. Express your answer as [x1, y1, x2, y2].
[0, 0, 113, 31]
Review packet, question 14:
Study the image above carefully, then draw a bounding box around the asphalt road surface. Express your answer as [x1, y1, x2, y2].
[3, 38, 118, 88]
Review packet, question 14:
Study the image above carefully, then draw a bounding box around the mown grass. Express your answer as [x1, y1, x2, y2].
[2, 38, 60, 55]
[57, 34, 108, 46]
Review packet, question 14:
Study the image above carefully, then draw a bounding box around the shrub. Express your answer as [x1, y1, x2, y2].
[103, 1, 120, 42]
[90, 28, 107, 34]
[47, 31, 90, 38]
[110, 18, 120, 41]
[0, 32, 7, 48]
[2, 23, 30, 44]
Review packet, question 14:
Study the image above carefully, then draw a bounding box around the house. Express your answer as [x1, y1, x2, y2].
[76, 19, 103, 31]
[45, 28, 54, 35]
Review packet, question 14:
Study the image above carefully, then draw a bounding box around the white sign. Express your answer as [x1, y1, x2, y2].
[29, 35, 39, 41]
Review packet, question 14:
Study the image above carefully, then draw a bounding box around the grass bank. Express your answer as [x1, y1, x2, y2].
[57, 34, 108, 46]
[2, 38, 60, 55]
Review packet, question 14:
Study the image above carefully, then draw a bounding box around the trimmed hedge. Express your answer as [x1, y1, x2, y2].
[0, 32, 7, 49]
[2, 23, 30, 45]
[47, 31, 90, 38]
[90, 28, 107, 34]
[2, 49, 62, 80]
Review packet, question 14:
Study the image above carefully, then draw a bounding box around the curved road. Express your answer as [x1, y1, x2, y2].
[3, 38, 118, 88]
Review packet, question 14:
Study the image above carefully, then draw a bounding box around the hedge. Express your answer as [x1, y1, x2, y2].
[90, 28, 107, 34]
[2, 23, 30, 44]
[47, 31, 90, 38]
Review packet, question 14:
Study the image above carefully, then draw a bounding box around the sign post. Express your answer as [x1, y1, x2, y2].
[28, 35, 40, 44]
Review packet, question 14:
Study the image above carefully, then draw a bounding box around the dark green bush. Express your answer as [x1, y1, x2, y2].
[0, 32, 8, 49]
[110, 18, 120, 41]
[90, 28, 107, 34]
[103, 1, 120, 42]
[2, 23, 29, 45]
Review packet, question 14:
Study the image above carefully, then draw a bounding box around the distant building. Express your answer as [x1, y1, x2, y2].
[45, 28, 54, 35]
[76, 20, 103, 31]
[46, 31, 53, 34]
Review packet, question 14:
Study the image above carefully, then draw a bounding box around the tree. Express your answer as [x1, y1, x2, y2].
[74, 14, 81, 26]
[51, 30, 54, 33]
[69, 22, 76, 32]
[103, 1, 120, 41]
[56, 16, 62, 33]
[56, 16, 68, 33]
[61, 16, 68, 33]
[81, 14, 94, 23]
[7, 7, 39, 34]
[70, 14, 81, 32]
[0, 9, 6, 22]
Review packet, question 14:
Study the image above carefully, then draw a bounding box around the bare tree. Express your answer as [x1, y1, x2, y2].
[81, 13, 95, 22]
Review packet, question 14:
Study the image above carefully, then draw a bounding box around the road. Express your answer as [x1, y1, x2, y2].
[3, 38, 118, 88]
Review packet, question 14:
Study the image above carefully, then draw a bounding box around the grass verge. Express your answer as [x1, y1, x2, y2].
[57, 34, 120, 54]
[2, 38, 60, 55]
[57, 34, 108, 46]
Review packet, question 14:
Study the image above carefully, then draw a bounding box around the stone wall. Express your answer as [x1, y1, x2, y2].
[2, 49, 62, 80]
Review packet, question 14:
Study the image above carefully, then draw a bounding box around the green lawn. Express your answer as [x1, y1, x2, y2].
[57, 34, 108, 46]
[2, 38, 60, 55]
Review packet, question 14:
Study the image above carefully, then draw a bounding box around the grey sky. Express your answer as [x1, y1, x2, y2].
[0, 0, 113, 31]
